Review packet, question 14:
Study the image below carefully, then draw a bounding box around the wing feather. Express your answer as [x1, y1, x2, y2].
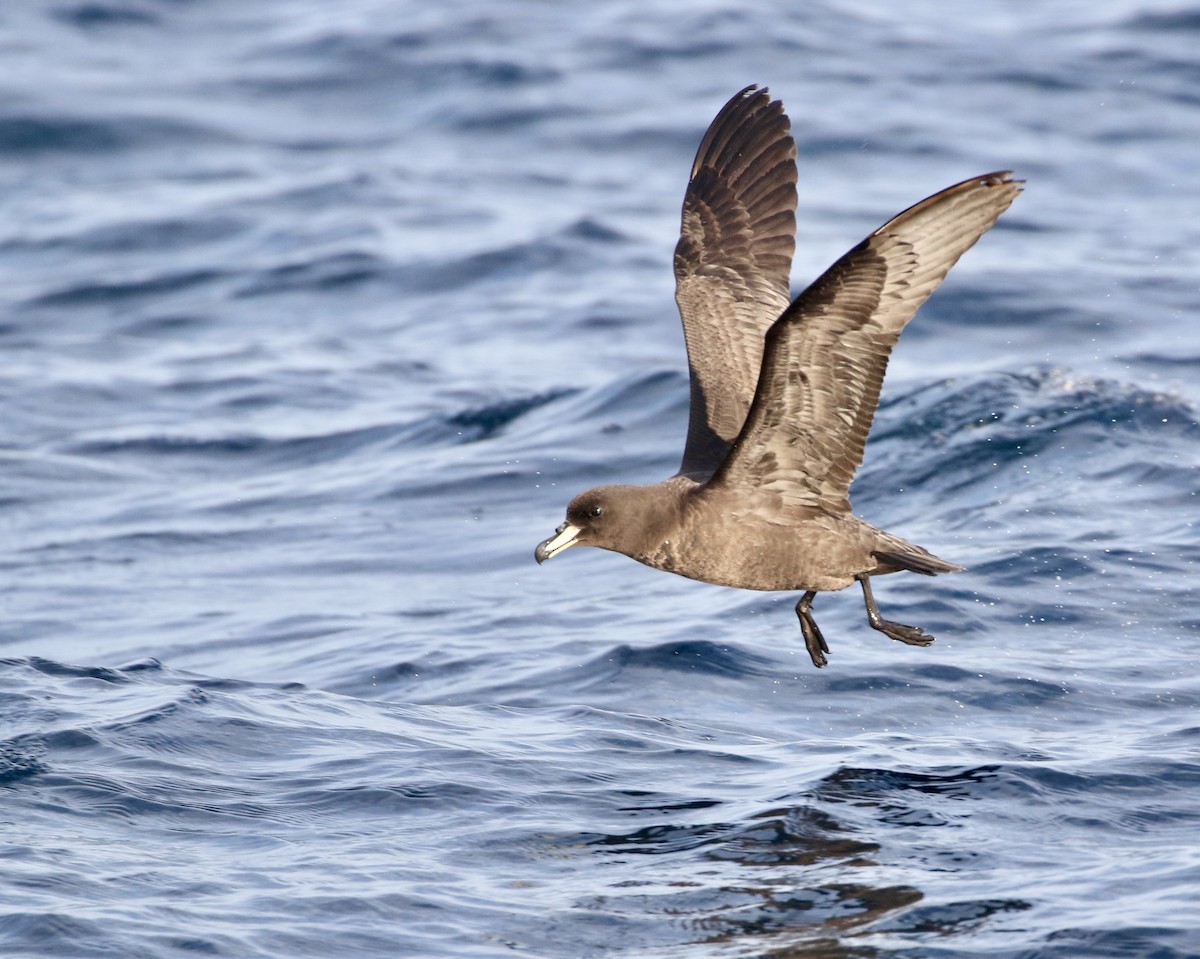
[674, 86, 798, 477]
[707, 171, 1022, 510]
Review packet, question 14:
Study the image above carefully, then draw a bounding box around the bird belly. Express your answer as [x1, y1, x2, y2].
[634, 509, 871, 593]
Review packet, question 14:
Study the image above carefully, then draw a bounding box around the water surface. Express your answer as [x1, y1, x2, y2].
[1, 2, 1198, 956]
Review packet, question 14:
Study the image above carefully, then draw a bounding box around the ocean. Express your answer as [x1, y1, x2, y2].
[1, 1, 1198, 956]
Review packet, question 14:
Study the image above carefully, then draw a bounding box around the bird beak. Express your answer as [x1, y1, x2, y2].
[535, 522, 581, 564]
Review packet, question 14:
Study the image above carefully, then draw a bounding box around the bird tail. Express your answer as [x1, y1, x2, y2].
[872, 549, 964, 577]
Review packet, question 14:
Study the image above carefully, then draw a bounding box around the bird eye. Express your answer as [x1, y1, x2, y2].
[589, 506, 603, 518]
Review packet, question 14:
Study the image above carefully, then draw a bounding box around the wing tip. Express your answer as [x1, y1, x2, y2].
[691, 85, 791, 178]
[868, 168, 1024, 241]
[945, 169, 1025, 198]
[976, 169, 1025, 192]
[731, 83, 771, 105]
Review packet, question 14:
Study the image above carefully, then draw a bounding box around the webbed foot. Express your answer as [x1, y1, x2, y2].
[794, 590, 829, 668]
[857, 574, 936, 649]
[874, 620, 934, 647]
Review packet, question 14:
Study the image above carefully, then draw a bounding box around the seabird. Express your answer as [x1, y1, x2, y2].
[535, 85, 1020, 668]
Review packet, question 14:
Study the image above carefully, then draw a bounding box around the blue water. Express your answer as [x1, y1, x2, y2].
[2, 1, 1198, 956]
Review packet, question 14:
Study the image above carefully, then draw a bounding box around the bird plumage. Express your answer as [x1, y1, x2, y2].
[535, 85, 1021, 668]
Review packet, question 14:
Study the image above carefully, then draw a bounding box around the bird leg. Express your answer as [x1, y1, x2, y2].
[857, 574, 934, 647]
[794, 590, 829, 668]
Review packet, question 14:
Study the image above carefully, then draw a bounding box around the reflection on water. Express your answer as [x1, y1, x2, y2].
[570, 798, 907, 955]
[564, 764, 1042, 956]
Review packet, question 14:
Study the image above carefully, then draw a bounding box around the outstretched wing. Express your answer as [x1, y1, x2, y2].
[707, 171, 1022, 510]
[674, 85, 798, 477]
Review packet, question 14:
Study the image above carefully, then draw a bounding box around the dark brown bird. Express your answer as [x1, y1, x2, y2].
[535, 85, 1020, 668]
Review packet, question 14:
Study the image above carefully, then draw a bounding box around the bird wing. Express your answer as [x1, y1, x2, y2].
[674, 85, 798, 477]
[706, 171, 1022, 511]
